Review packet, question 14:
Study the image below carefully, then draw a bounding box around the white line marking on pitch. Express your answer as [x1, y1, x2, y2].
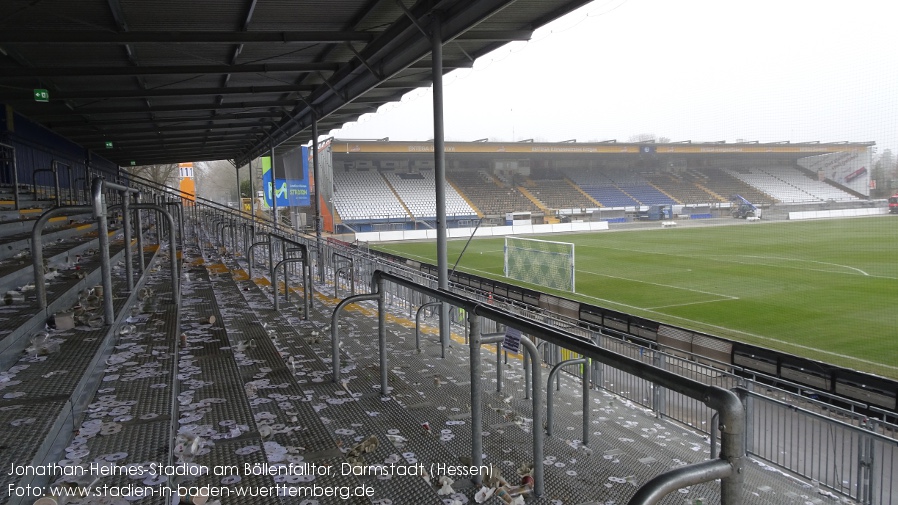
[579, 243, 895, 280]
[376, 247, 897, 372]
[578, 269, 739, 300]
[645, 299, 736, 310]
[737, 255, 870, 276]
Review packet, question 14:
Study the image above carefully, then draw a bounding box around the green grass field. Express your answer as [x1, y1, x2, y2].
[375, 217, 898, 379]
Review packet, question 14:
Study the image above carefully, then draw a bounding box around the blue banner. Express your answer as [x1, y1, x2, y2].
[262, 146, 310, 208]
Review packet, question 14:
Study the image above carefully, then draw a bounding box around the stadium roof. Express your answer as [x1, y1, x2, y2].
[0, 0, 593, 168]
[329, 139, 875, 157]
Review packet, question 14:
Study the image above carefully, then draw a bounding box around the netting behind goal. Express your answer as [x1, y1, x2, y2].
[504, 236, 575, 292]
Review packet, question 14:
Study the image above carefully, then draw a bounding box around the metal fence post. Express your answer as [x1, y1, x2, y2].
[652, 349, 666, 418]
[469, 313, 483, 486]
[377, 275, 388, 396]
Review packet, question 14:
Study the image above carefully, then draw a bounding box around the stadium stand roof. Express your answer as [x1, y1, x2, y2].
[0, 0, 592, 167]
[331, 139, 875, 155]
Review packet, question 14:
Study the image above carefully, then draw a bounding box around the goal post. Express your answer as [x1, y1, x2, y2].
[504, 236, 575, 292]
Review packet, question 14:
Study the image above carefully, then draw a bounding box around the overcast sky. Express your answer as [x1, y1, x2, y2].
[330, 0, 898, 155]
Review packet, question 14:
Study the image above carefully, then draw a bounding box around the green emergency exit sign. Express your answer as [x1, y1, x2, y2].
[105, 141, 113, 149]
[130, 161, 136, 166]
[33, 89, 49, 102]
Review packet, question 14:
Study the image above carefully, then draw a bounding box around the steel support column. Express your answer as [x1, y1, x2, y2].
[468, 313, 483, 486]
[248, 160, 256, 230]
[122, 189, 134, 291]
[270, 142, 278, 230]
[311, 112, 324, 282]
[431, 14, 450, 358]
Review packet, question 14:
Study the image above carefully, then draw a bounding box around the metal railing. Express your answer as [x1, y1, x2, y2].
[365, 270, 745, 504]
[188, 190, 898, 505]
[0, 142, 20, 210]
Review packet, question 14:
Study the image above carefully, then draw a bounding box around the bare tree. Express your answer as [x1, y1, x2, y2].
[195, 160, 239, 204]
[126, 163, 179, 188]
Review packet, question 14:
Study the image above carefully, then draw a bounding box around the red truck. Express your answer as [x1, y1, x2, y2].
[890, 194, 898, 214]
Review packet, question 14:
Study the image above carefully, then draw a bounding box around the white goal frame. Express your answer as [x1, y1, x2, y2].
[503, 236, 575, 292]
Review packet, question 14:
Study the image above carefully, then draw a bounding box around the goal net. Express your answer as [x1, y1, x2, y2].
[504, 236, 575, 292]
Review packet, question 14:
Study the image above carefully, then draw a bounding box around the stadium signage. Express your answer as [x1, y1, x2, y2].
[261, 146, 310, 208]
[502, 326, 522, 354]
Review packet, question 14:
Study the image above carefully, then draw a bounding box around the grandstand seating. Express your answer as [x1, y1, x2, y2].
[381, 169, 477, 219]
[615, 183, 676, 206]
[730, 167, 858, 203]
[446, 170, 540, 216]
[332, 168, 409, 222]
[527, 179, 595, 210]
[564, 169, 678, 207]
[646, 173, 725, 204]
[692, 168, 776, 205]
[564, 170, 635, 207]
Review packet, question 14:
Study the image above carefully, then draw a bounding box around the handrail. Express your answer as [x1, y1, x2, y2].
[52, 160, 71, 205]
[332, 252, 355, 298]
[414, 301, 442, 352]
[31, 167, 57, 204]
[371, 269, 744, 504]
[481, 333, 506, 393]
[131, 203, 180, 310]
[627, 459, 734, 505]
[0, 142, 20, 210]
[546, 358, 588, 442]
[273, 256, 309, 318]
[330, 293, 380, 384]
[267, 233, 313, 309]
[163, 200, 184, 248]
[122, 189, 134, 291]
[198, 203, 889, 503]
[246, 240, 270, 279]
[134, 193, 146, 274]
[126, 170, 262, 224]
[31, 205, 94, 310]
[92, 177, 139, 322]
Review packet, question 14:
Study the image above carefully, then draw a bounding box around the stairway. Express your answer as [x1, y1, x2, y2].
[566, 178, 602, 207]
[379, 172, 415, 219]
[517, 185, 549, 213]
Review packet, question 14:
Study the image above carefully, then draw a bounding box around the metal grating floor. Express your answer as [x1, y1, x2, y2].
[2, 221, 838, 505]
[215, 232, 828, 505]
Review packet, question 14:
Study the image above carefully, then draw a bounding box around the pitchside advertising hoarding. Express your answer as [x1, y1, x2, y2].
[261, 146, 310, 208]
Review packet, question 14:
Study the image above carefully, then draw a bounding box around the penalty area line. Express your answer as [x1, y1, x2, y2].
[645, 299, 738, 310]
[578, 268, 739, 300]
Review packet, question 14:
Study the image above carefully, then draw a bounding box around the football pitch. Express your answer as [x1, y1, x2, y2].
[374, 216, 898, 379]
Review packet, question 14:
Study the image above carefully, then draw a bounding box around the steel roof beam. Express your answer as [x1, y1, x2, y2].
[115, 143, 244, 153]
[0, 30, 530, 44]
[81, 131, 259, 143]
[0, 62, 341, 78]
[113, 151, 238, 164]
[30, 100, 298, 117]
[0, 84, 315, 101]
[114, 145, 244, 156]
[61, 121, 263, 137]
[238, 0, 516, 165]
[87, 140, 255, 152]
[46, 111, 284, 128]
